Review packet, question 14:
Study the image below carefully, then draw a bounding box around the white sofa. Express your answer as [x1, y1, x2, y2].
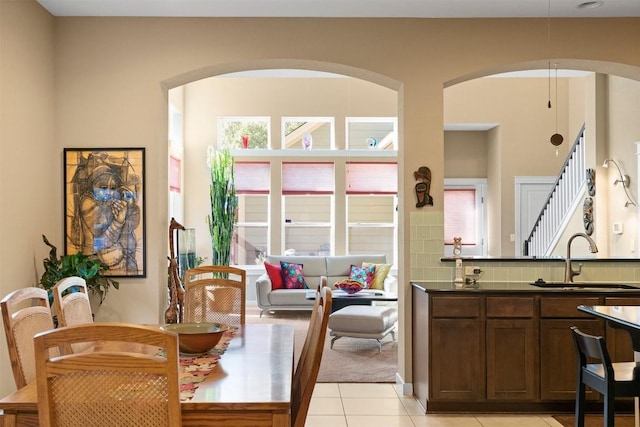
[255, 254, 396, 317]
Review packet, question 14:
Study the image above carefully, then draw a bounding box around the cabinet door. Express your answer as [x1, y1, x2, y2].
[431, 318, 484, 401]
[605, 297, 640, 362]
[540, 318, 603, 401]
[487, 318, 537, 400]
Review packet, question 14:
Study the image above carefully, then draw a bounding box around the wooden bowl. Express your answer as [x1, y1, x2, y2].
[161, 322, 229, 353]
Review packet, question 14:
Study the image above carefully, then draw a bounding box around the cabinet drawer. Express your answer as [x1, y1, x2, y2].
[540, 297, 601, 318]
[432, 296, 481, 318]
[486, 297, 534, 318]
[605, 297, 640, 306]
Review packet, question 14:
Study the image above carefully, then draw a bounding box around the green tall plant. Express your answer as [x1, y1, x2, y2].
[206, 148, 238, 266]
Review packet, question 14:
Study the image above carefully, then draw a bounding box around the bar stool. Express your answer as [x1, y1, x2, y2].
[570, 326, 640, 427]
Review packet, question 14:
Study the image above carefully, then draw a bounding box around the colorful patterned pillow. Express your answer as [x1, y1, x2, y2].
[362, 262, 392, 290]
[349, 264, 375, 288]
[264, 261, 284, 290]
[280, 262, 308, 289]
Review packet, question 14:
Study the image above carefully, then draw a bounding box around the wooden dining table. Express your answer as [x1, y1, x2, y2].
[0, 323, 295, 427]
[577, 305, 640, 427]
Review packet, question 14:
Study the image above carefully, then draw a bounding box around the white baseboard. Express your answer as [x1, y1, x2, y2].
[395, 373, 413, 395]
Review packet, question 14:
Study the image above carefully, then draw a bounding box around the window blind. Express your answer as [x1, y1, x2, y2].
[282, 162, 334, 195]
[346, 162, 397, 194]
[234, 162, 270, 194]
[444, 188, 477, 245]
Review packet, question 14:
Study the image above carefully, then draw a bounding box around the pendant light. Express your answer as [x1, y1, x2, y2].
[547, 0, 563, 155]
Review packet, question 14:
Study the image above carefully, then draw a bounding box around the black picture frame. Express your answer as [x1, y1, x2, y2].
[63, 147, 146, 277]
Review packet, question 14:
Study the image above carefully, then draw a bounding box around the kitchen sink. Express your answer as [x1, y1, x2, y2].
[529, 281, 640, 290]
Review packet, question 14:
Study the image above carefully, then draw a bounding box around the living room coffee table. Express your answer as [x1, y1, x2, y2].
[306, 289, 398, 312]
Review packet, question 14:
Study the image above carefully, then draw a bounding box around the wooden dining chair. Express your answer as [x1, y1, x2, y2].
[295, 277, 327, 376]
[53, 277, 94, 353]
[291, 284, 332, 427]
[183, 265, 246, 325]
[1, 287, 55, 389]
[53, 276, 93, 327]
[570, 326, 640, 427]
[34, 323, 181, 427]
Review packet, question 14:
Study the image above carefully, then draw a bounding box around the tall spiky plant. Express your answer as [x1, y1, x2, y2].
[206, 147, 238, 266]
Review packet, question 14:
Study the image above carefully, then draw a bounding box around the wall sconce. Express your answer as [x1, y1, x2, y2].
[602, 159, 637, 207]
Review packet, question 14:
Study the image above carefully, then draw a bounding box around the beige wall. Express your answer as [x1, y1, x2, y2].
[2, 2, 640, 396]
[0, 0, 56, 395]
[605, 76, 640, 255]
[444, 131, 488, 179]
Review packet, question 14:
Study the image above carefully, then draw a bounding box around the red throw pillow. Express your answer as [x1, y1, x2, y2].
[264, 261, 284, 290]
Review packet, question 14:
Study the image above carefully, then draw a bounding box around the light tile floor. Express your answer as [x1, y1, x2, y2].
[306, 383, 564, 427]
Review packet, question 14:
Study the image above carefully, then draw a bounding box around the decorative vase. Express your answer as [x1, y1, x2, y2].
[178, 228, 196, 280]
[241, 135, 250, 149]
[302, 132, 312, 150]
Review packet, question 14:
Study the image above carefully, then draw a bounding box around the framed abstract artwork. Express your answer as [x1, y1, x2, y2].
[63, 148, 146, 277]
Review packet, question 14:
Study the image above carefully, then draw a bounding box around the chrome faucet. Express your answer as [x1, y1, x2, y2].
[565, 233, 598, 283]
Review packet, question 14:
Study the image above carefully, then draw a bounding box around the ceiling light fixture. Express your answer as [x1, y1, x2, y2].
[602, 159, 636, 207]
[578, 1, 604, 10]
[547, 0, 563, 155]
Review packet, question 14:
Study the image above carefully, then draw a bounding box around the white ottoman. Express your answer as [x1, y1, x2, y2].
[328, 305, 397, 353]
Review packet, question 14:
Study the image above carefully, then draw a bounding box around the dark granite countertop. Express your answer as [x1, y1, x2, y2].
[439, 257, 638, 263]
[411, 281, 640, 293]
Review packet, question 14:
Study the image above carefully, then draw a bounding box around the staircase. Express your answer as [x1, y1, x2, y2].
[523, 125, 586, 257]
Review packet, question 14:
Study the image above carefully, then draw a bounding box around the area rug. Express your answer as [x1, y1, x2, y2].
[246, 307, 398, 383]
[553, 414, 635, 427]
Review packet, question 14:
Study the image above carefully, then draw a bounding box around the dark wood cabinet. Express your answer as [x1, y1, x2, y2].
[412, 285, 640, 413]
[539, 318, 603, 400]
[486, 296, 537, 400]
[429, 296, 484, 400]
[604, 297, 640, 361]
[539, 297, 602, 401]
[431, 318, 485, 400]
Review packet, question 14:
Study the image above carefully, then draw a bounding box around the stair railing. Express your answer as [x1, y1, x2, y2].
[523, 125, 586, 257]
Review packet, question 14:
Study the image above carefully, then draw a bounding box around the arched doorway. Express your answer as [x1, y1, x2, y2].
[164, 61, 402, 383]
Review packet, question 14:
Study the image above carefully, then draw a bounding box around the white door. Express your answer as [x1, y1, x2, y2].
[515, 177, 555, 256]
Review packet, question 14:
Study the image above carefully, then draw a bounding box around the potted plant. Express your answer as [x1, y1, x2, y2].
[206, 147, 238, 266]
[39, 234, 119, 305]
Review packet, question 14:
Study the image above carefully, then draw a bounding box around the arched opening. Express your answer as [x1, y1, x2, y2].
[443, 60, 640, 260]
[164, 60, 402, 383]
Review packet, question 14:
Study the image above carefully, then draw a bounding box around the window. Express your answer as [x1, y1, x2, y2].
[234, 162, 270, 264]
[218, 117, 270, 149]
[346, 162, 397, 261]
[443, 179, 487, 256]
[346, 117, 397, 150]
[282, 162, 334, 256]
[282, 117, 334, 150]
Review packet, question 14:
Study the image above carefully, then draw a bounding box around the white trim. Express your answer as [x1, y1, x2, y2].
[636, 142, 640, 255]
[395, 373, 413, 396]
[230, 149, 398, 158]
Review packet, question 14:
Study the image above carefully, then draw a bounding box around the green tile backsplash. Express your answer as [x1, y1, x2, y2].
[409, 210, 640, 284]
